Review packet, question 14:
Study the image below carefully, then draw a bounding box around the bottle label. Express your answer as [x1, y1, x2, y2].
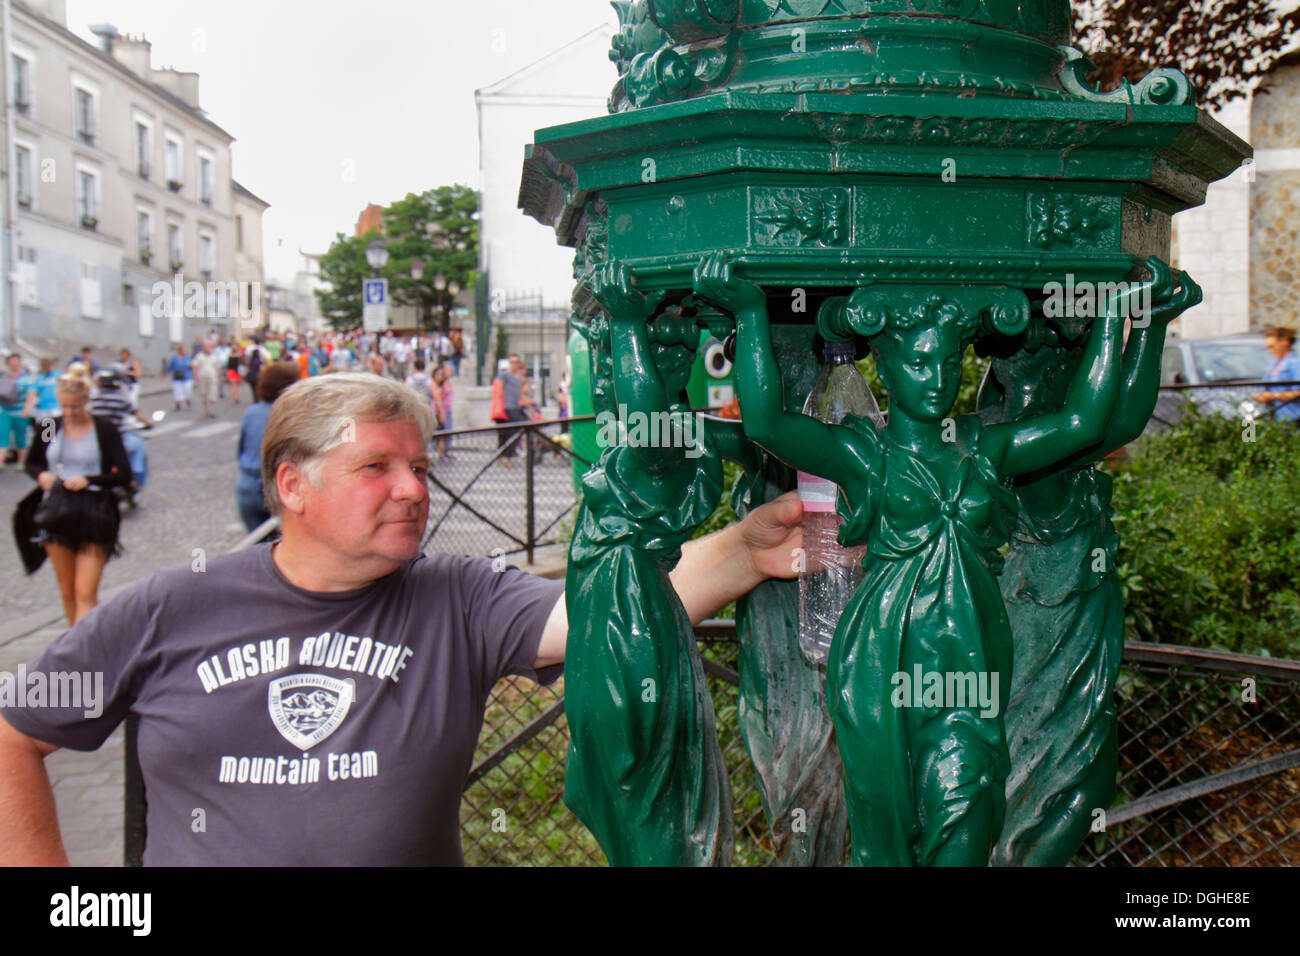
[797, 471, 838, 512]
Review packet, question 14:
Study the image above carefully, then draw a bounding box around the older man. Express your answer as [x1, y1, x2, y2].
[190, 341, 223, 418]
[0, 373, 801, 865]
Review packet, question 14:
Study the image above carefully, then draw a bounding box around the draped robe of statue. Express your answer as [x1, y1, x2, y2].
[828, 414, 1017, 866]
[991, 461, 1123, 865]
[564, 300, 733, 866]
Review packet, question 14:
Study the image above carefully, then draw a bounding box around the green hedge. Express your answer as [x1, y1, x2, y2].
[1104, 406, 1300, 659]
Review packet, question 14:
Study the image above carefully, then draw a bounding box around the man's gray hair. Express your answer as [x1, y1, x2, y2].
[261, 372, 435, 515]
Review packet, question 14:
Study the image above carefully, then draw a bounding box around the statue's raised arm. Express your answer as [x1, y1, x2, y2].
[980, 263, 1185, 479]
[691, 252, 875, 510]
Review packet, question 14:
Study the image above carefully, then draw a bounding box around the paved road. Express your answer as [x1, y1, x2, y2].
[0, 374, 577, 865]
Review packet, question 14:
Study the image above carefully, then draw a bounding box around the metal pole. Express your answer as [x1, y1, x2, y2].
[2, 0, 18, 351]
[524, 427, 535, 565]
[537, 289, 545, 406]
[123, 713, 146, 866]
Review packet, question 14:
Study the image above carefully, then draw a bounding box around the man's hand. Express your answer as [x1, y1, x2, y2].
[734, 491, 803, 582]
[535, 491, 805, 668]
[62, 476, 89, 492]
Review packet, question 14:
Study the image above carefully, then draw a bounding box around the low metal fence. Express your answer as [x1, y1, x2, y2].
[420, 417, 594, 564]
[461, 626, 1300, 866]
[1149, 379, 1300, 429]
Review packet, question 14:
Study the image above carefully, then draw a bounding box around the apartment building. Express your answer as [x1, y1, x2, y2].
[1, 0, 267, 368]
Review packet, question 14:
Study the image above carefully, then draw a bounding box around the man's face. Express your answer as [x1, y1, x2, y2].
[295, 418, 430, 568]
[6, 355, 20, 375]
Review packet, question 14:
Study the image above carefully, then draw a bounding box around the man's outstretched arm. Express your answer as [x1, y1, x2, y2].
[534, 492, 803, 668]
[0, 714, 67, 866]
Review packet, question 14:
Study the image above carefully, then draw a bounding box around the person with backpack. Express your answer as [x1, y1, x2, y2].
[404, 358, 438, 429]
[490, 359, 519, 465]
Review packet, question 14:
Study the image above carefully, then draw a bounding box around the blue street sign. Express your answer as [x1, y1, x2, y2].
[364, 278, 387, 306]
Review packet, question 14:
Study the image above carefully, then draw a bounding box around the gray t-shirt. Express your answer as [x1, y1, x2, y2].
[501, 372, 522, 413]
[47, 427, 102, 482]
[0, 543, 564, 866]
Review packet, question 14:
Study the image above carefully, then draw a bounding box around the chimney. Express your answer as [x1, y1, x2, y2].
[88, 22, 118, 53]
[150, 67, 201, 110]
[111, 33, 152, 79]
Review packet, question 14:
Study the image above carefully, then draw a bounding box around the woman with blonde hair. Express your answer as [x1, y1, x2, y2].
[21, 367, 132, 624]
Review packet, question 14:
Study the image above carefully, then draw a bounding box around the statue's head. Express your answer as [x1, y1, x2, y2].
[861, 296, 978, 424]
[988, 318, 1081, 421]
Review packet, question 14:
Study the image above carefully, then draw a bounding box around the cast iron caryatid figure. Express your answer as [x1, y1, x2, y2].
[566, 263, 768, 866]
[564, 264, 733, 866]
[522, 0, 1249, 865]
[981, 263, 1202, 866]
[693, 253, 1184, 865]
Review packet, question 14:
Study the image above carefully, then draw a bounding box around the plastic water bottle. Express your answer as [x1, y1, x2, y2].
[796, 340, 881, 666]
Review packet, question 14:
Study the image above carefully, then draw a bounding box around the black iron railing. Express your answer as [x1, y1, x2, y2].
[1149, 378, 1300, 429]
[419, 416, 595, 564]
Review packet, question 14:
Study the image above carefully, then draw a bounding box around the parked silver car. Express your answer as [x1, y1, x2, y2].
[1151, 333, 1276, 427]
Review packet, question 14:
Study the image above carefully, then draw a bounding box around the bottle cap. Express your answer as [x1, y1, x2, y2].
[823, 340, 856, 359]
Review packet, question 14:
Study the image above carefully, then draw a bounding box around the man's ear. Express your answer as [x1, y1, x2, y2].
[277, 462, 309, 515]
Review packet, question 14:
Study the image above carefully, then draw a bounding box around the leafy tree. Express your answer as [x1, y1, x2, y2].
[383, 185, 479, 333]
[316, 184, 479, 332]
[315, 232, 372, 331]
[1103, 405, 1300, 658]
[1073, 0, 1300, 110]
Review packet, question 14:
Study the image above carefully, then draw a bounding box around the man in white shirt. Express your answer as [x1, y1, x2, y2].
[191, 341, 224, 418]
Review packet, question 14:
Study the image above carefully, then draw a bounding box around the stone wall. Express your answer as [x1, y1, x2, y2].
[1250, 59, 1300, 331]
[1170, 98, 1252, 339]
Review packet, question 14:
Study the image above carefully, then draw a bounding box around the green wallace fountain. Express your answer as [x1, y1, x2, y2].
[519, 0, 1250, 867]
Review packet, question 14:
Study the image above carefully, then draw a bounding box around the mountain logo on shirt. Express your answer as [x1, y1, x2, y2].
[267, 674, 356, 750]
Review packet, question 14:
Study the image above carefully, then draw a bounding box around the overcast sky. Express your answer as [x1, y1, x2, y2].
[66, 0, 619, 282]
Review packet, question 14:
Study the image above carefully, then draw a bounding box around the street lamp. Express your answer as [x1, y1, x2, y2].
[410, 259, 425, 329]
[362, 237, 389, 335]
[434, 272, 449, 336]
[365, 237, 389, 271]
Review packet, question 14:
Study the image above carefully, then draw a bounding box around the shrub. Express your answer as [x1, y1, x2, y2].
[1104, 406, 1300, 658]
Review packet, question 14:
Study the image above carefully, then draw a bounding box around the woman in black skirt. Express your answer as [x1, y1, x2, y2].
[24, 369, 131, 624]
